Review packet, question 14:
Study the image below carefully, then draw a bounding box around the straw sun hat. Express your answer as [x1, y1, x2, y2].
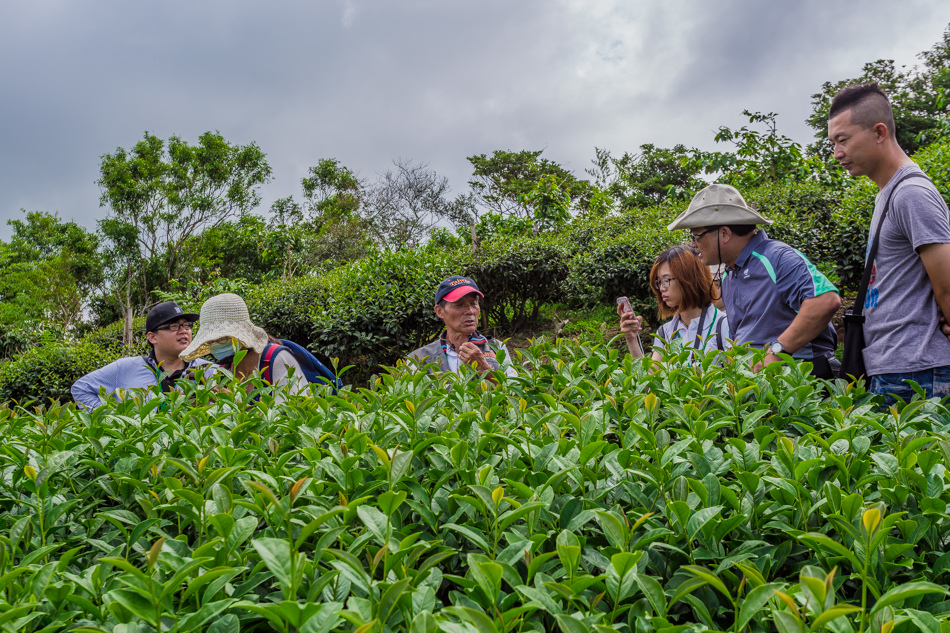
[179, 293, 269, 361]
[667, 184, 772, 231]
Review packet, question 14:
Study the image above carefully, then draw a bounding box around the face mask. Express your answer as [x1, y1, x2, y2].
[210, 339, 238, 361]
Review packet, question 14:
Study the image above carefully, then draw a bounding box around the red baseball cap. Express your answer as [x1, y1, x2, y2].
[434, 276, 484, 304]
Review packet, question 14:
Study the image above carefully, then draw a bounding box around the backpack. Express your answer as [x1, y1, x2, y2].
[260, 340, 342, 393]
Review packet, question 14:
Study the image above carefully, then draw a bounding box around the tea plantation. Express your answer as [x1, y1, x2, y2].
[3, 338, 950, 633]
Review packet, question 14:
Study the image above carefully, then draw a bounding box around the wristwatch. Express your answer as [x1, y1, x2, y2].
[769, 341, 785, 355]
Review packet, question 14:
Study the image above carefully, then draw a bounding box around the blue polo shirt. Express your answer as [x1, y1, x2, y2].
[722, 230, 838, 360]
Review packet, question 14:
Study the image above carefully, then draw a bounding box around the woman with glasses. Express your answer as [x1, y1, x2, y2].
[618, 245, 730, 362]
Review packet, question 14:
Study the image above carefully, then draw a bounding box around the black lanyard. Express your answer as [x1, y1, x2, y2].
[691, 306, 710, 350]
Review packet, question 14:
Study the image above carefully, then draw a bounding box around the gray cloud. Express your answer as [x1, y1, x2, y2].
[1, 0, 947, 239]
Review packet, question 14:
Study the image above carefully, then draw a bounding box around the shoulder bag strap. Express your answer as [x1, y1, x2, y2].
[692, 305, 710, 350]
[852, 172, 931, 318]
[715, 313, 726, 351]
[260, 343, 284, 384]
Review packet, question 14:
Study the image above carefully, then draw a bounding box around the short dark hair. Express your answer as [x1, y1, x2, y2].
[829, 82, 896, 137]
[725, 224, 755, 237]
[650, 245, 714, 319]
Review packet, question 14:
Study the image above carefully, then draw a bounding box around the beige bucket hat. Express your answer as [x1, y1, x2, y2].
[180, 293, 269, 361]
[667, 184, 772, 230]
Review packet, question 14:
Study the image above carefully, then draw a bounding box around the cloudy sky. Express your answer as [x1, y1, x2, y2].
[1, 0, 947, 239]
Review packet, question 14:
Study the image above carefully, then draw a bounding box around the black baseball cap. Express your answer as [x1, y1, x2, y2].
[145, 301, 199, 332]
[434, 276, 484, 305]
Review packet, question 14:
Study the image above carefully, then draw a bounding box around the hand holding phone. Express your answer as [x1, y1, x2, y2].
[616, 296, 643, 336]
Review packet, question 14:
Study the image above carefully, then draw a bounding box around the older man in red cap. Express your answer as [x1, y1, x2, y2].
[407, 275, 517, 380]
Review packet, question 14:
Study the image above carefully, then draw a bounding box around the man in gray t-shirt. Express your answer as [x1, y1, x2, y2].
[829, 82, 950, 401]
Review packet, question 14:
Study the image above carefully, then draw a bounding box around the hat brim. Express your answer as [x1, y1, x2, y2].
[180, 320, 270, 361]
[667, 202, 772, 231]
[442, 286, 484, 303]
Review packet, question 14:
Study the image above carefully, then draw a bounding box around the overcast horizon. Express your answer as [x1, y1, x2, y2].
[1, 1, 948, 240]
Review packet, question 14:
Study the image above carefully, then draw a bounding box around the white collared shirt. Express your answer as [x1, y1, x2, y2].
[653, 305, 730, 360]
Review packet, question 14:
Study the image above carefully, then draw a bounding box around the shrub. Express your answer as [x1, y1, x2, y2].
[914, 137, 950, 206]
[561, 206, 678, 313]
[79, 316, 149, 355]
[309, 248, 458, 374]
[2, 339, 949, 632]
[0, 339, 120, 404]
[466, 234, 569, 329]
[245, 275, 333, 346]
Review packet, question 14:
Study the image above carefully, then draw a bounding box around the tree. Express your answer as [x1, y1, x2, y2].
[0, 211, 102, 332]
[805, 23, 950, 156]
[96, 131, 271, 339]
[518, 175, 571, 232]
[363, 159, 474, 250]
[467, 150, 590, 218]
[587, 144, 706, 210]
[686, 111, 828, 189]
[97, 131, 272, 289]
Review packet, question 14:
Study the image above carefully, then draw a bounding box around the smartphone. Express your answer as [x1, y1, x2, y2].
[616, 296, 633, 314]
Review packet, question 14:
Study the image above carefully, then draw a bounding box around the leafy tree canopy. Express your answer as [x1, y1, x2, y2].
[0, 211, 102, 332]
[806, 23, 950, 155]
[587, 144, 706, 210]
[467, 149, 590, 218]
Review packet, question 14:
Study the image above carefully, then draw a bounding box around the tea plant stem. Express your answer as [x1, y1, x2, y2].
[860, 543, 871, 633]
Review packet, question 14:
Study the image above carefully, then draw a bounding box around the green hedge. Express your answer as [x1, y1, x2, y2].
[308, 249, 456, 374]
[0, 340, 121, 404]
[6, 141, 950, 403]
[746, 180, 874, 292]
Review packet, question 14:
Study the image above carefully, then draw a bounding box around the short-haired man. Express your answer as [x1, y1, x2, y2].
[669, 184, 842, 378]
[407, 276, 517, 381]
[828, 82, 950, 401]
[72, 301, 213, 410]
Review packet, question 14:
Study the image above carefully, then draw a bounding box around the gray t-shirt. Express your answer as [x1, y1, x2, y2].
[863, 164, 950, 376]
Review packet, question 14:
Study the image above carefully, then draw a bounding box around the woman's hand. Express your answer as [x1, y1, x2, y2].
[617, 304, 643, 338]
[617, 303, 645, 359]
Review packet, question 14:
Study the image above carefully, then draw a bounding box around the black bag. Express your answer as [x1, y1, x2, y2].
[840, 172, 929, 380]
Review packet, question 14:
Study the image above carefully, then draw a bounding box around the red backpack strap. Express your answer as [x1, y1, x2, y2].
[260, 343, 283, 384]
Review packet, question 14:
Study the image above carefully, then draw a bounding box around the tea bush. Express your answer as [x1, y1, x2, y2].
[915, 138, 950, 206]
[468, 235, 569, 329]
[2, 339, 950, 632]
[0, 339, 120, 404]
[309, 248, 456, 373]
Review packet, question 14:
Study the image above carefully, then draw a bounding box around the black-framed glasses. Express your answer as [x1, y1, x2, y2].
[689, 227, 717, 243]
[654, 277, 676, 290]
[155, 321, 193, 333]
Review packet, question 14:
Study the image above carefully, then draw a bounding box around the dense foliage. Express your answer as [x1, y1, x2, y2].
[2, 340, 950, 632]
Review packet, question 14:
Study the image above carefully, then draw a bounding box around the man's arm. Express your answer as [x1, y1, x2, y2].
[71, 361, 122, 410]
[762, 292, 841, 367]
[920, 243, 950, 337]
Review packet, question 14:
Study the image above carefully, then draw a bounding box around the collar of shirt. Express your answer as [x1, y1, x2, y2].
[439, 331, 488, 352]
[730, 229, 768, 274]
[668, 305, 717, 342]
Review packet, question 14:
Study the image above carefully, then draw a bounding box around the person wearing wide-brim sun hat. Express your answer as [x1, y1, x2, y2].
[669, 183, 842, 379]
[180, 293, 307, 400]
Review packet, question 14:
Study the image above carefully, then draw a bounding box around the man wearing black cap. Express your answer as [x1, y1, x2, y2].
[407, 276, 517, 381]
[72, 301, 213, 410]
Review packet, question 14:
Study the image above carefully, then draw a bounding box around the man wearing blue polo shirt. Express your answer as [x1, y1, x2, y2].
[667, 184, 842, 378]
